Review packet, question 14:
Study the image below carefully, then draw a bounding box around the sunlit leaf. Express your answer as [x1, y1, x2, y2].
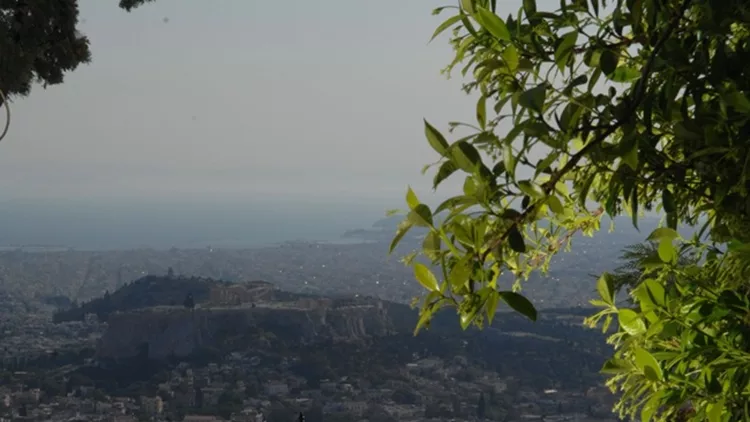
[476, 7, 510, 41]
[555, 32, 577, 71]
[596, 273, 615, 305]
[424, 120, 450, 156]
[504, 143, 517, 180]
[414, 263, 440, 292]
[476, 95, 487, 129]
[389, 220, 413, 253]
[618, 309, 646, 335]
[547, 195, 564, 215]
[657, 239, 676, 263]
[634, 348, 663, 381]
[430, 14, 462, 41]
[502, 45, 519, 71]
[607, 66, 641, 82]
[601, 358, 631, 374]
[647, 228, 680, 242]
[459, 0, 475, 14]
[707, 400, 725, 422]
[451, 141, 482, 172]
[406, 186, 420, 210]
[640, 391, 664, 422]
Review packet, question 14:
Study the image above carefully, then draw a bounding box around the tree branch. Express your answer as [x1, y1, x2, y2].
[481, 0, 693, 263]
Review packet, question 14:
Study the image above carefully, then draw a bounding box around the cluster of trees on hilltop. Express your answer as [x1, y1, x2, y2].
[52, 275, 216, 323]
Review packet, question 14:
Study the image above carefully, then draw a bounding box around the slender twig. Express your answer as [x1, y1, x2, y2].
[0, 88, 9, 142]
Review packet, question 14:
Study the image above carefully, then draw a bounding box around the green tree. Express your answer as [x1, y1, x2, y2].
[0, 0, 155, 141]
[393, 0, 750, 421]
[607, 241, 697, 296]
[477, 392, 486, 419]
[0, 0, 154, 101]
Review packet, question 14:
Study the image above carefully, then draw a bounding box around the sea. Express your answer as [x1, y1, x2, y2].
[0, 198, 390, 251]
[0, 197, 696, 252]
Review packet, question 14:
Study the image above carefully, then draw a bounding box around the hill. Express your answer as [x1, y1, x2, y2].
[70, 276, 609, 366]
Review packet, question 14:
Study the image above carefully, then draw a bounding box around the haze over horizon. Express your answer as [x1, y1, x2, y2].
[0, 0, 637, 250]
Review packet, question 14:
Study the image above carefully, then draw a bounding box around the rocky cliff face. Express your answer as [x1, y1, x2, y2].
[97, 298, 395, 360]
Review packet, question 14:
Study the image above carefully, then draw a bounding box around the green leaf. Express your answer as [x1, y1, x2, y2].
[657, 239, 676, 263]
[555, 32, 578, 71]
[599, 49, 619, 75]
[408, 204, 434, 227]
[460, 0, 475, 14]
[622, 140, 638, 170]
[389, 220, 413, 253]
[503, 143, 517, 180]
[722, 90, 750, 113]
[435, 195, 476, 215]
[601, 358, 631, 374]
[422, 230, 441, 254]
[547, 195, 564, 215]
[522, 0, 536, 17]
[502, 45, 519, 71]
[476, 7, 510, 41]
[640, 391, 664, 422]
[517, 180, 543, 198]
[618, 309, 646, 335]
[607, 66, 641, 82]
[707, 400, 725, 422]
[673, 122, 701, 142]
[596, 273, 615, 305]
[634, 348, 663, 381]
[535, 152, 559, 177]
[519, 84, 547, 114]
[662, 189, 676, 213]
[508, 225, 526, 253]
[476, 95, 487, 129]
[498, 291, 536, 321]
[433, 161, 458, 189]
[578, 172, 596, 208]
[647, 228, 680, 242]
[424, 119, 450, 156]
[449, 256, 473, 287]
[643, 279, 666, 307]
[430, 14, 462, 41]
[486, 290, 500, 324]
[451, 141, 482, 172]
[406, 186, 420, 210]
[414, 263, 440, 292]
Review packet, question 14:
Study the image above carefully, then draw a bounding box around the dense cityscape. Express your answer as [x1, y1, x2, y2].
[0, 217, 662, 422]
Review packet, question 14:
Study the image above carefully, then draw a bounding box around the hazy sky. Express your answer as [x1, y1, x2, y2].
[0, 0, 548, 206]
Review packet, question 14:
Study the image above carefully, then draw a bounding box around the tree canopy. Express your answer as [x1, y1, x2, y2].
[393, 0, 750, 420]
[0, 0, 154, 140]
[0, 1, 152, 100]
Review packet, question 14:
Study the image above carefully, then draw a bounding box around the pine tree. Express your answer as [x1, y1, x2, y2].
[477, 392, 486, 420]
